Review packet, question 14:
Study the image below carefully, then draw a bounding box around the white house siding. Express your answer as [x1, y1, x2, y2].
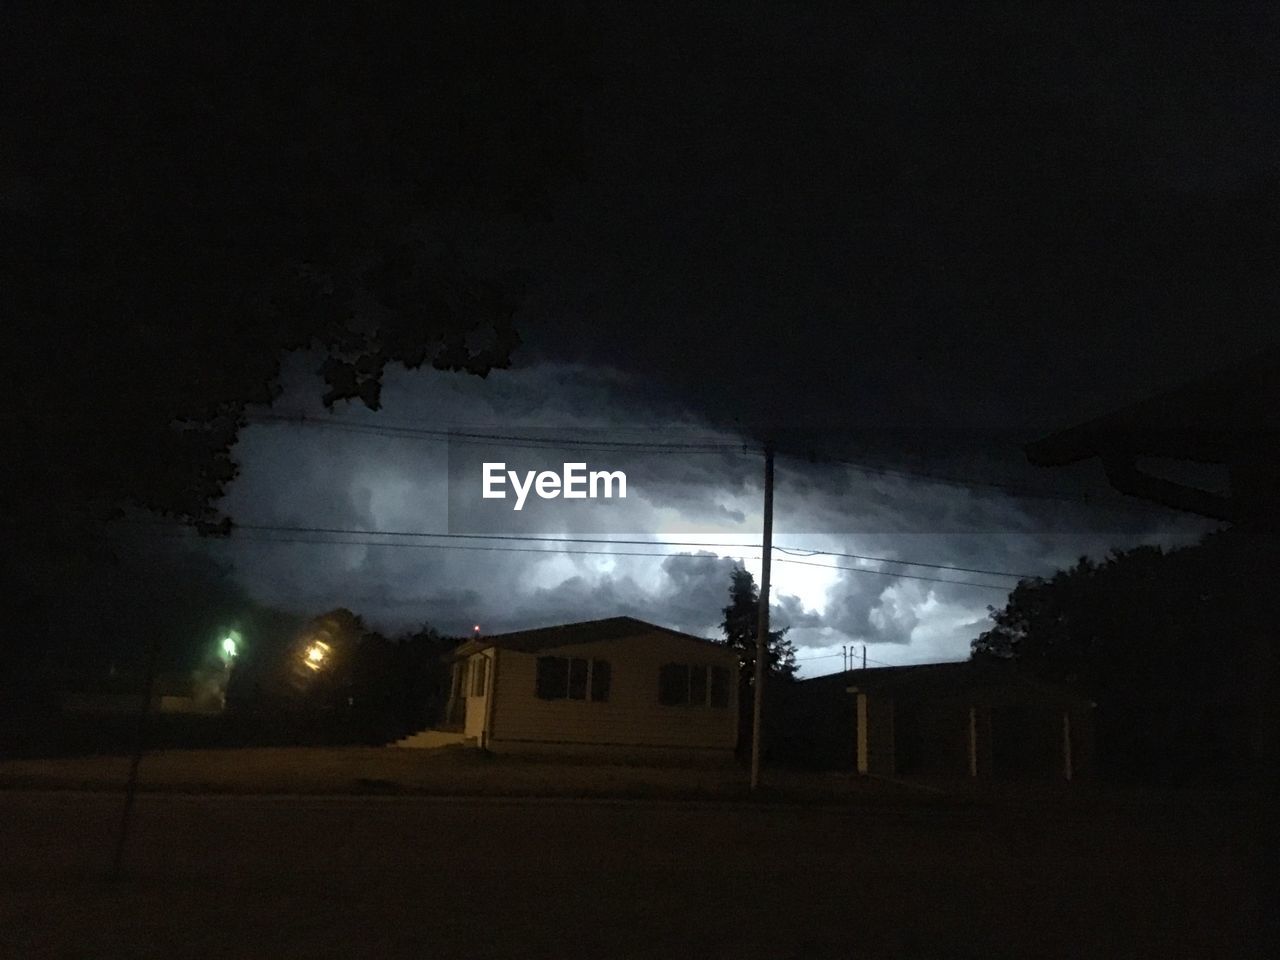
[463, 649, 496, 743]
[488, 632, 738, 753]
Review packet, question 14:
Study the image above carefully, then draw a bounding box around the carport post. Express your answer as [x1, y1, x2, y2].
[854, 690, 868, 774]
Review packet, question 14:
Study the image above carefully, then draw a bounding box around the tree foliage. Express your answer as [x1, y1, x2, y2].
[276, 613, 456, 741]
[2, 3, 588, 532]
[720, 566, 798, 682]
[0, 538, 304, 715]
[973, 530, 1280, 782]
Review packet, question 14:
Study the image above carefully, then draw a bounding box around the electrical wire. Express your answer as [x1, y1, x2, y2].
[773, 546, 1037, 580]
[118, 518, 1036, 580]
[126, 521, 1020, 591]
[248, 411, 1168, 512]
[248, 412, 748, 453]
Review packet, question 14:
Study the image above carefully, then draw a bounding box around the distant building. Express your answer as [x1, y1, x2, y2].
[399, 616, 740, 759]
[59, 670, 227, 716]
[775, 661, 1093, 781]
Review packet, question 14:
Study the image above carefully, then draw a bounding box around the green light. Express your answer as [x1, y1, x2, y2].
[222, 636, 237, 658]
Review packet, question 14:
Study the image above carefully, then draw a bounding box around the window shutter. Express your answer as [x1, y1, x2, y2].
[710, 666, 731, 708]
[590, 660, 611, 702]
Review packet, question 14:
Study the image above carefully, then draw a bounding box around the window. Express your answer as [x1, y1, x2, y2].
[590, 659, 611, 702]
[471, 657, 488, 697]
[660, 663, 731, 707]
[659, 663, 690, 705]
[709, 666, 731, 708]
[536, 656, 611, 702]
[536, 656, 569, 699]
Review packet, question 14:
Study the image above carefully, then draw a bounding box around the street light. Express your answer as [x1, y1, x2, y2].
[303, 640, 331, 671]
[216, 631, 241, 714]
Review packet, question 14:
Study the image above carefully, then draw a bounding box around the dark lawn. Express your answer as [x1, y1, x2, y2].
[0, 783, 1267, 959]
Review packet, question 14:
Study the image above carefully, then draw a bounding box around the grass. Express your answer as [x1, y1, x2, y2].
[2, 748, 1267, 957]
[0, 744, 950, 802]
[1, 775, 1266, 958]
[2, 746, 1265, 831]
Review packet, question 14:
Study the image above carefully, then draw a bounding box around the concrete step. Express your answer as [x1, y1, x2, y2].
[392, 729, 474, 749]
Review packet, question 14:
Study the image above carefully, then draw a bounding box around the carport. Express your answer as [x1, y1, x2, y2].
[846, 661, 1093, 780]
[773, 661, 1093, 781]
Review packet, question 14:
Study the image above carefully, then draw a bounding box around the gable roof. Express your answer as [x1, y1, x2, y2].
[451, 616, 734, 659]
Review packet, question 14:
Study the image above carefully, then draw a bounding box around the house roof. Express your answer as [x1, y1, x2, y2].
[1025, 345, 1280, 467]
[450, 616, 735, 659]
[799, 659, 1091, 705]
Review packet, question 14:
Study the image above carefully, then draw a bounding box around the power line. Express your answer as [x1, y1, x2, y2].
[119, 518, 1031, 587]
[775, 555, 1013, 590]
[794, 651, 970, 668]
[249, 411, 1164, 512]
[266, 411, 746, 443]
[775, 449, 1170, 512]
[774, 546, 1036, 580]
[132, 519, 1034, 578]
[248, 412, 749, 453]
[125, 521, 1018, 592]
[176, 530, 758, 563]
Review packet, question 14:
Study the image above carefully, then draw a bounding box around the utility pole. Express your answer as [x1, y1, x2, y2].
[109, 633, 160, 881]
[750, 442, 775, 792]
[862, 644, 867, 670]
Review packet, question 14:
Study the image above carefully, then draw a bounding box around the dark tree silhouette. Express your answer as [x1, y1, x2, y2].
[2, 3, 588, 536]
[287, 608, 367, 705]
[348, 623, 456, 741]
[0, 537, 302, 710]
[972, 530, 1279, 782]
[720, 566, 798, 682]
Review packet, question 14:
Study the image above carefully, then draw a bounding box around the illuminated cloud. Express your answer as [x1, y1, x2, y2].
[208, 357, 1213, 676]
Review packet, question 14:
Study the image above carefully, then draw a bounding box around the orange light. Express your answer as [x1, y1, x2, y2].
[303, 641, 331, 671]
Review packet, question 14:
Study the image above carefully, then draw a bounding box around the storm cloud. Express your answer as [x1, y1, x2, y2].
[187, 3, 1262, 673]
[195, 356, 1215, 677]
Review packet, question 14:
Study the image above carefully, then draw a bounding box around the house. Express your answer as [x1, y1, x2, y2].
[1026, 348, 1279, 778]
[1025, 346, 1280, 530]
[429, 616, 740, 758]
[58, 670, 227, 716]
[774, 661, 1093, 781]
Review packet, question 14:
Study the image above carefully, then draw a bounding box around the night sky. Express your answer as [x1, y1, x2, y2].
[10, 3, 1275, 674]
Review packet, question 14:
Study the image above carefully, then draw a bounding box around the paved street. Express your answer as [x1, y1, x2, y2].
[0, 790, 1262, 959]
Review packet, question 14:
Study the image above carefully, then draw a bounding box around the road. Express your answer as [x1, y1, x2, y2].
[0, 790, 1262, 959]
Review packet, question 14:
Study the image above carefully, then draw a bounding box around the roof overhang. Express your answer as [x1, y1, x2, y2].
[1025, 348, 1280, 527]
[1026, 346, 1280, 468]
